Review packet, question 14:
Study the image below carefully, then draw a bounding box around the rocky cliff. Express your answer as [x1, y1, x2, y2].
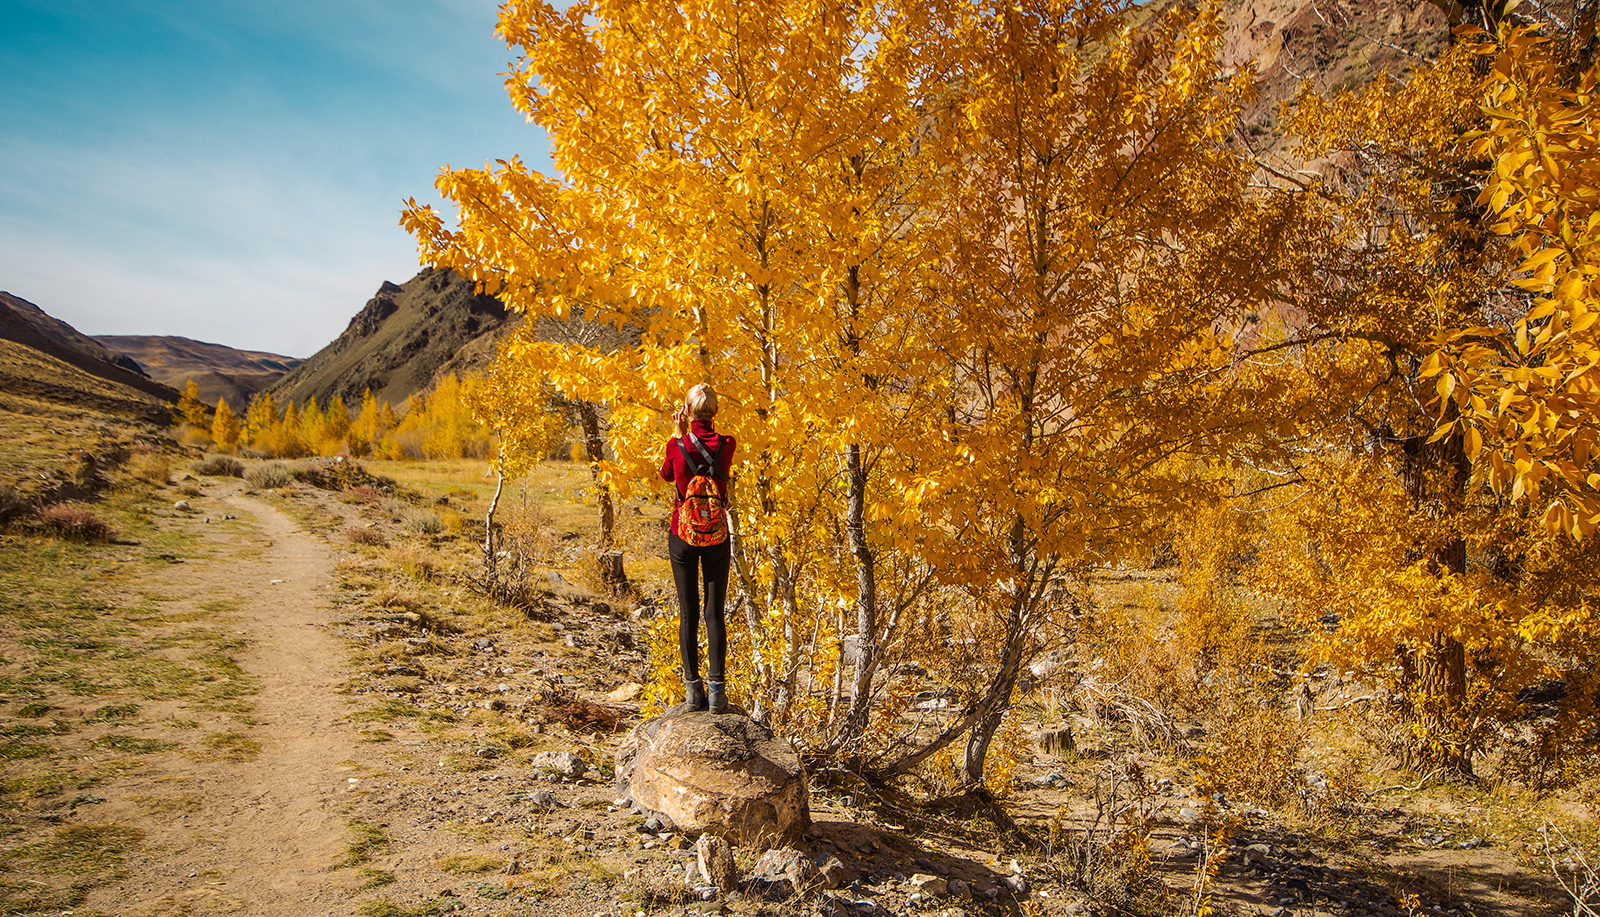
[267, 267, 514, 409]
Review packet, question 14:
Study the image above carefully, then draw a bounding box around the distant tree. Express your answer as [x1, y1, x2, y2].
[211, 398, 240, 452]
[242, 392, 277, 451]
[174, 380, 208, 429]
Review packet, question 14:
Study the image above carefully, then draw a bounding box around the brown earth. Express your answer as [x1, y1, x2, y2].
[13, 470, 1569, 917]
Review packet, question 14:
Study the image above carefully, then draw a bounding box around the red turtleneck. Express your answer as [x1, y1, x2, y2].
[661, 419, 736, 531]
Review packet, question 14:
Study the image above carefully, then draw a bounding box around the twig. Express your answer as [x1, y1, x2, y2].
[1371, 767, 1441, 795]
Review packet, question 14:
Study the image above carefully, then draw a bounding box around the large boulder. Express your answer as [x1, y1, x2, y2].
[616, 705, 809, 847]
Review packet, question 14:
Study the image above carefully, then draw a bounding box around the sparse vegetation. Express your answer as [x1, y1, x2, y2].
[31, 504, 115, 543]
[191, 455, 244, 477]
[348, 524, 388, 547]
[126, 451, 172, 486]
[243, 462, 291, 489]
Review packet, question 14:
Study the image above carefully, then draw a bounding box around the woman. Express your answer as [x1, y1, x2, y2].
[661, 383, 736, 713]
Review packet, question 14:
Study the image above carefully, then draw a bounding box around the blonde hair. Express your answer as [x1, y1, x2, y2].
[686, 383, 718, 420]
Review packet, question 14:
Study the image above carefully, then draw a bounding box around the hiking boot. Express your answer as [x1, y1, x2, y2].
[706, 678, 727, 714]
[684, 678, 708, 711]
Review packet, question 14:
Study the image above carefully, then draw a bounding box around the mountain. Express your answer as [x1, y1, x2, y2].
[268, 267, 513, 410]
[1214, 0, 1450, 131]
[0, 292, 179, 423]
[94, 335, 302, 414]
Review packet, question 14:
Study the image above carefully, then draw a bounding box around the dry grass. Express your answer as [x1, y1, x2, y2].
[126, 451, 172, 486]
[32, 504, 116, 543]
[244, 462, 291, 489]
[192, 456, 244, 477]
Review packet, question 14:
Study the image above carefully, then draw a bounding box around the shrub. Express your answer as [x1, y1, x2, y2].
[126, 451, 172, 486]
[342, 485, 379, 504]
[402, 508, 444, 536]
[0, 486, 32, 530]
[191, 456, 244, 478]
[35, 504, 115, 543]
[238, 448, 270, 460]
[244, 463, 291, 489]
[348, 525, 389, 547]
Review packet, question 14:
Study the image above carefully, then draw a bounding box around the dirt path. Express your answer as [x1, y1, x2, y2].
[89, 493, 363, 916]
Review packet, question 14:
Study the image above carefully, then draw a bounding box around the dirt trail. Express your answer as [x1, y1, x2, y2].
[90, 493, 363, 916]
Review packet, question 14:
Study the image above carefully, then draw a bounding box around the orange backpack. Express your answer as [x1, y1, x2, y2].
[674, 433, 727, 547]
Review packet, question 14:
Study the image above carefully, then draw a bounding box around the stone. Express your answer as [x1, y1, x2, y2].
[532, 750, 588, 779]
[1002, 875, 1028, 896]
[909, 874, 948, 897]
[615, 707, 809, 847]
[173, 500, 191, 511]
[814, 854, 848, 890]
[524, 789, 561, 809]
[696, 834, 739, 891]
[817, 892, 885, 917]
[754, 846, 814, 894]
[608, 682, 644, 703]
[1242, 844, 1273, 867]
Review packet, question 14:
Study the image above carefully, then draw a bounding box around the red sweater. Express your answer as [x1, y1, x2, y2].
[661, 420, 736, 531]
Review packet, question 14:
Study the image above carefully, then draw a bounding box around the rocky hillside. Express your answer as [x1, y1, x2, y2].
[94, 335, 302, 414]
[1215, 0, 1450, 129]
[0, 291, 178, 420]
[268, 267, 514, 409]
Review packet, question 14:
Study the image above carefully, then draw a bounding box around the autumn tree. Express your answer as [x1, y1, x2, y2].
[404, 0, 948, 744]
[173, 380, 208, 429]
[864, 0, 1284, 788]
[1241, 22, 1600, 774]
[211, 397, 241, 452]
[242, 391, 277, 452]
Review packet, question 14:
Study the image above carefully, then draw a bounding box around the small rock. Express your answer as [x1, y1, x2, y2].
[948, 878, 970, 899]
[531, 750, 588, 779]
[472, 637, 495, 653]
[1241, 843, 1273, 867]
[754, 846, 813, 894]
[524, 789, 561, 809]
[909, 874, 948, 897]
[174, 500, 191, 511]
[697, 834, 738, 891]
[1179, 806, 1202, 820]
[1063, 903, 1088, 916]
[814, 854, 847, 890]
[608, 682, 644, 703]
[1002, 874, 1028, 896]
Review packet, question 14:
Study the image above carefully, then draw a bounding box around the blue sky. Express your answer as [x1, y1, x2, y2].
[0, 0, 554, 357]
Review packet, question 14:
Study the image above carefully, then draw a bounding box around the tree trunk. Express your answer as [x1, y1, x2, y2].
[830, 442, 878, 756]
[956, 592, 1032, 787]
[574, 400, 623, 594]
[483, 468, 505, 598]
[1398, 429, 1474, 773]
[575, 400, 615, 547]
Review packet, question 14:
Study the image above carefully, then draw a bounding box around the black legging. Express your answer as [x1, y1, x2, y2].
[669, 531, 730, 683]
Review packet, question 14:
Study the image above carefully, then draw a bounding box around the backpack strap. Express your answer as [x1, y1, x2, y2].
[684, 432, 725, 480]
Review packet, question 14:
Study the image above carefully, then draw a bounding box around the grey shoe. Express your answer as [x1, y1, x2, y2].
[706, 678, 727, 714]
[684, 678, 707, 711]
